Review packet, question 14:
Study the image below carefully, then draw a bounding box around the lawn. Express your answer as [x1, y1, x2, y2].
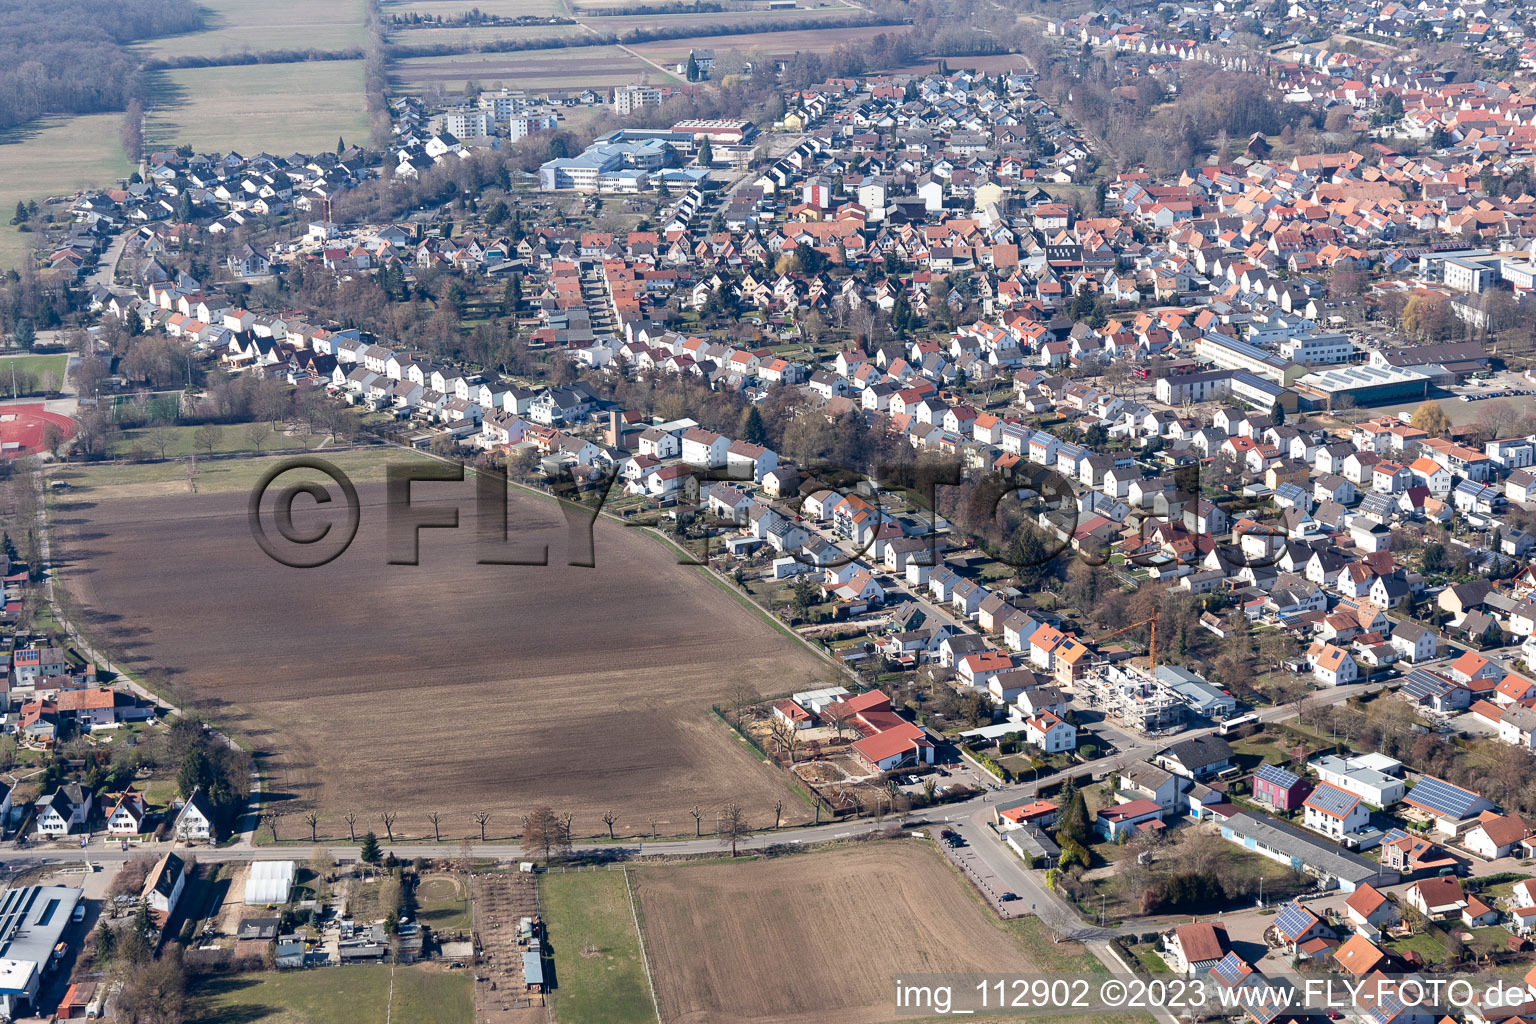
[390, 968, 475, 1024]
[109, 423, 327, 459]
[48, 446, 430, 501]
[416, 874, 473, 938]
[394, 46, 676, 92]
[0, 114, 133, 270]
[540, 869, 656, 1024]
[1386, 929, 1456, 965]
[382, 0, 567, 18]
[0, 353, 69, 389]
[134, 0, 366, 60]
[1130, 943, 1174, 975]
[1005, 914, 1109, 974]
[145, 61, 370, 154]
[387, 23, 586, 49]
[190, 964, 469, 1024]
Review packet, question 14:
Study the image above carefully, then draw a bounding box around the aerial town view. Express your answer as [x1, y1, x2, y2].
[13, 0, 1536, 1022]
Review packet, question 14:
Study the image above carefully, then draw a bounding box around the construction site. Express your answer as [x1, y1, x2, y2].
[1069, 615, 1196, 736]
[1072, 660, 1187, 736]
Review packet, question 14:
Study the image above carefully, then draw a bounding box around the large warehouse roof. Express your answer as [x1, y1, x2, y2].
[1295, 364, 1428, 394]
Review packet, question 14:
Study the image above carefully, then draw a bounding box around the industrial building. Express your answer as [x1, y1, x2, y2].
[1293, 364, 1430, 411]
[1369, 341, 1490, 384]
[1194, 333, 1306, 385]
[0, 885, 83, 1019]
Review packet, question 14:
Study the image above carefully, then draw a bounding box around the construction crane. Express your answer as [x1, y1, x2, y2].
[1097, 615, 1157, 670]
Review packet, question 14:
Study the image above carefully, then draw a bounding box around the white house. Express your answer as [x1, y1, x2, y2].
[34, 784, 92, 837]
[1302, 782, 1372, 839]
[1024, 710, 1077, 753]
[173, 788, 216, 842]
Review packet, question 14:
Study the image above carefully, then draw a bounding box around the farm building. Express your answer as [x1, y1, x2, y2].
[244, 861, 296, 905]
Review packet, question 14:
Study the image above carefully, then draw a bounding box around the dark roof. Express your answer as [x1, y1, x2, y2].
[1161, 734, 1233, 770]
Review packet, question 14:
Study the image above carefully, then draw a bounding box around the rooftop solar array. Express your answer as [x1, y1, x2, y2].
[1304, 782, 1360, 818]
[1405, 775, 1482, 819]
[1272, 901, 1318, 940]
[1254, 763, 1300, 789]
[1210, 952, 1251, 986]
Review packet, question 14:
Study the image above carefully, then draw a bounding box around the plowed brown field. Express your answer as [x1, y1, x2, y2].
[632, 843, 1096, 1024]
[51, 469, 822, 841]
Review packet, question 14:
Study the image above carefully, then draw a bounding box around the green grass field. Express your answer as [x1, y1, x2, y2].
[394, 45, 675, 92]
[0, 113, 133, 270]
[541, 869, 657, 1024]
[49, 445, 431, 500]
[416, 874, 473, 937]
[146, 61, 370, 153]
[135, 0, 367, 61]
[0, 353, 69, 388]
[387, 22, 586, 48]
[382, 0, 567, 20]
[189, 965, 470, 1024]
[108, 423, 327, 459]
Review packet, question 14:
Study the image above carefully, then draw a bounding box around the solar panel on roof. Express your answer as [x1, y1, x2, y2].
[1381, 828, 1409, 844]
[1306, 783, 1359, 817]
[1406, 775, 1481, 819]
[1254, 763, 1300, 788]
[1273, 901, 1317, 940]
[1210, 952, 1249, 985]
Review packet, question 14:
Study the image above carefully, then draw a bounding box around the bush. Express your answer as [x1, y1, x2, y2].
[1142, 870, 1225, 915]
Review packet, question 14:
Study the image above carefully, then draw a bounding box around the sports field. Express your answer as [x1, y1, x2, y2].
[0, 114, 133, 270]
[632, 843, 1106, 1024]
[135, 0, 367, 61]
[146, 61, 370, 153]
[50, 457, 823, 840]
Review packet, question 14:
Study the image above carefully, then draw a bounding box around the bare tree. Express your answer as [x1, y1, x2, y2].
[193, 423, 223, 455]
[521, 806, 571, 864]
[726, 679, 758, 724]
[262, 809, 285, 842]
[303, 812, 320, 842]
[456, 837, 475, 880]
[429, 811, 442, 842]
[771, 718, 802, 764]
[690, 806, 702, 837]
[146, 426, 177, 460]
[381, 811, 398, 843]
[718, 802, 751, 857]
[601, 811, 617, 840]
[473, 811, 490, 841]
[244, 421, 273, 452]
[344, 810, 358, 842]
[773, 799, 784, 829]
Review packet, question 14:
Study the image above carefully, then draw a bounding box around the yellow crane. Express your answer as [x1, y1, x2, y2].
[1097, 615, 1158, 670]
